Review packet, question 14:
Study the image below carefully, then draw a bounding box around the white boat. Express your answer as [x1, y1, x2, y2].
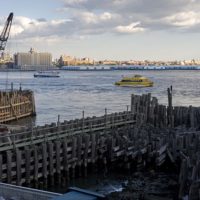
[34, 71, 60, 78]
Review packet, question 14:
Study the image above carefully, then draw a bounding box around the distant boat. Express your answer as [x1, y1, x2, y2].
[34, 71, 60, 78]
[115, 74, 153, 87]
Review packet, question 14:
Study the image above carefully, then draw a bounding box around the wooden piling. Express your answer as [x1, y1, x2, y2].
[16, 149, 22, 186]
[42, 143, 47, 188]
[55, 140, 61, 185]
[25, 147, 31, 186]
[6, 151, 12, 184]
[48, 142, 54, 186]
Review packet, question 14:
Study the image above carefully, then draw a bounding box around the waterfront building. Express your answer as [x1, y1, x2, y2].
[58, 55, 94, 66]
[101, 60, 118, 65]
[78, 57, 94, 65]
[59, 55, 76, 66]
[14, 48, 53, 70]
[0, 52, 13, 68]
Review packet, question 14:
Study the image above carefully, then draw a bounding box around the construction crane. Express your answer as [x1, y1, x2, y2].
[0, 12, 13, 51]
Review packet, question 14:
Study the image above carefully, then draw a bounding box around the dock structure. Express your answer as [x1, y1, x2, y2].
[0, 88, 36, 123]
[0, 87, 199, 199]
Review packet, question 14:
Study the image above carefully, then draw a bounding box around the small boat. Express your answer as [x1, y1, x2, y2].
[115, 75, 153, 87]
[34, 71, 60, 78]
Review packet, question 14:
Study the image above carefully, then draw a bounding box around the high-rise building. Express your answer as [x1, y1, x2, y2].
[14, 48, 53, 70]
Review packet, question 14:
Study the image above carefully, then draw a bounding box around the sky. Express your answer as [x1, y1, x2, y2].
[1, 0, 200, 61]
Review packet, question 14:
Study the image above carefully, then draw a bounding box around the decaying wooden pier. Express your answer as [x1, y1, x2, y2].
[0, 87, 199, 199]
[0, 87, 36, 123]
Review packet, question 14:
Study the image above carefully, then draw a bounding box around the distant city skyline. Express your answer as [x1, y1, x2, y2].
[1, 0, 200, 61]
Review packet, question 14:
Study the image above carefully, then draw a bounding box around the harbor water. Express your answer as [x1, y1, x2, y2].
[0, 70, 199, 126]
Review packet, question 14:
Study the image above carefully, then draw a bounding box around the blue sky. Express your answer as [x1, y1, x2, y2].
[1, 0, 200, 61]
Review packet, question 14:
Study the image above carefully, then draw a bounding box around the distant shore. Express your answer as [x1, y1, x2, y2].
[1, 65, 200, 72]
[61, 65, 200, 71]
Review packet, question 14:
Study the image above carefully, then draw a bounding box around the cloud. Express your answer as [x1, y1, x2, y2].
[76, 11, 118, 24]
[9, 16, 72, 39]
[2, 0, 200, 46]
[115, 22, 145, 33]
[60, 0, 200, 32]
[164, 11, 200, 28]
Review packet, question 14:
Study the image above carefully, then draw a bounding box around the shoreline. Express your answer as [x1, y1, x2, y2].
[0, 66, 200, 72]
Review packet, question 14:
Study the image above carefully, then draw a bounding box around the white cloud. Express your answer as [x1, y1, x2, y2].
[60, 0, 200, 32]
[115, 22, 145, 33]
[78, 11, 117, 24]
[164, 11, 200, 27]
[2, 0, 200, 45]
[100, 12, 112, 21]
[9, 16, 72, 40]
[62, 0, 87, 5]
[80, 12, 98, 24]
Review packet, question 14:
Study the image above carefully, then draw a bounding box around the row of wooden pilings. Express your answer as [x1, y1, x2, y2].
[131, 86, 200, 129]
[130, 87, 200, 200]
[0, 88, 36, 123]
[0, 87, 199, 199]
[0, 110, 137, 187]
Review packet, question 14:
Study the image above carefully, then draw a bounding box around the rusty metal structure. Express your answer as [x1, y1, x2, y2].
[0, 12, 13, 51]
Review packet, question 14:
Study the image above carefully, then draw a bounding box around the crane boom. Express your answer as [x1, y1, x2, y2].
[0, 12, 13, 51]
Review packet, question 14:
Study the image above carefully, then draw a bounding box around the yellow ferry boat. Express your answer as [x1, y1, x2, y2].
[115, 75, 153, 87]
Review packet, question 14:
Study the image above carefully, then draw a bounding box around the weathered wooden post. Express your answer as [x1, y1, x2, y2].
[63, 139, 69, 182]
[178, 159, 188, 198]
[126, 105, 129, 112]
[16, 149, 22, 186]
[77, 135, 82, 177]
[48, 142, 54, 186]
[72, 137, 77, 179]
[11, 82, 13, 93]
[189, 106, 195, 128]
[25, 147, 31, 186]
[31, 91, 36, 116]
[105, 108, 107, 129]
[131, 94, 135, 113]
[83, 135, 89, 177]
[42, 143, 47, 188]
[33, 145, 39, 188]
[6, 150, 12, 184]
[146, 93, 151, 123]
[167, 86, 173, 128]
[82, 110, 85, 131]
[55, 140, 61, 185]
[57, 115, 60, 130]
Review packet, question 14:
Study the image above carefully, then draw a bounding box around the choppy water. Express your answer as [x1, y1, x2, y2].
[0, 69, 196, 196]
[0, 70, 199, 126]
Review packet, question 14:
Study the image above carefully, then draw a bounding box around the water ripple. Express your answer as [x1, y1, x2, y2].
[2, 70, 200, 125]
